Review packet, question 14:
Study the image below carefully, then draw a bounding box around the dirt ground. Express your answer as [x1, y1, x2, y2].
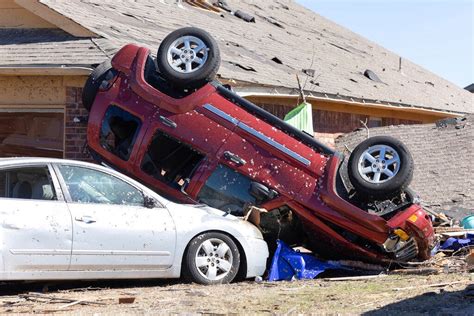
[1, 272, 472, 315]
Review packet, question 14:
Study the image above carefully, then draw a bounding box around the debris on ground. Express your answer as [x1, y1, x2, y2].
[1, 274, 472, 314]
[267, 240, 344, 281]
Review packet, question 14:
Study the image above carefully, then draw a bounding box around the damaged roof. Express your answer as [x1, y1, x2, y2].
[335, 115, 474, 220]
[1, 0, 472, 114]
[0, 28, 106, 67]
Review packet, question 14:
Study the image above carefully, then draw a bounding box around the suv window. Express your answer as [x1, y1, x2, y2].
[197, 164, 257, 216]
[100, 105, 141, 161]
[58, 165, 144, 206]
[141, 130, 204, 190]
[0, 166, 56, 200]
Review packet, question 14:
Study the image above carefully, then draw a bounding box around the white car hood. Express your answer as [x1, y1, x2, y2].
[173, 203, 264, 240]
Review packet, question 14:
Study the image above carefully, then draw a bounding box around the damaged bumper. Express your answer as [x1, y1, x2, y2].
[386, 205, 436, 261]
[235, 236, 268, 278]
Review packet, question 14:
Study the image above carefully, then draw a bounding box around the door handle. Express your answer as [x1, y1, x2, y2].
[159, 116, 177, 128]
[75, 215, 96, 224]
[223, 151, 246, 166]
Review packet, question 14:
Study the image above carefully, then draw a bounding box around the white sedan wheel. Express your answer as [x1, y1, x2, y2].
[184, 232, 240, 285]
[195, 238, 233, 281]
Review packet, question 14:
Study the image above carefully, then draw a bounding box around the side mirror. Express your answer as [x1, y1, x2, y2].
[181, 178, 190, 196]
[144, 195, 157, 209]
[249, 182, 277, 204]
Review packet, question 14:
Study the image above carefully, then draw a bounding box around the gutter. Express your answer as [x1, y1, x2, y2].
[0, 66, 93, 76]
[231, 85, 466, 118]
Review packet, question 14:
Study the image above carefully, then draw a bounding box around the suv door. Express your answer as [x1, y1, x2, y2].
[134, 105, 233, 201]
[0, 164, 72, 272]
[55, 164, 176, 271]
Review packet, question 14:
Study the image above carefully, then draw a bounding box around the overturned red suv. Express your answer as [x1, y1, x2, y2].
[83, 27, 435, 264]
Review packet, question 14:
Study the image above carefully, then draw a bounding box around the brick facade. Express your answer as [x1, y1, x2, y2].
[64, 87, 92, 161]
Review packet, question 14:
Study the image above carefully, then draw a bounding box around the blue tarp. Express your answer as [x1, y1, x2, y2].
[267, 240, 343, 281]
[440, 233, 474, 251]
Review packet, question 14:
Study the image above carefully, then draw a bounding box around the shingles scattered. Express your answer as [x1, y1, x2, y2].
[363, 69, 383, 83]
[335, 114, 474, 220]
[271, 57, 283, 65]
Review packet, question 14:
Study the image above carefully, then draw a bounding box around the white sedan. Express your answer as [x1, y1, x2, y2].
[0, 158, 268, 284]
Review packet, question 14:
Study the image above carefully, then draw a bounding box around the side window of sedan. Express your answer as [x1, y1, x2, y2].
[57, 165, 144, 206]
[0, 166, 57, 200]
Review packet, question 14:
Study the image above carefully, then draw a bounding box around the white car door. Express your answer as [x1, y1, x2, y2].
[0, 164, 72, 272]
[54, 164, 176, 271]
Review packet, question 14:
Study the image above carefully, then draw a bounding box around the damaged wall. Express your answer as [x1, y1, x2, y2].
[0, 75, 89, 158]
[335, 115, 474, 220]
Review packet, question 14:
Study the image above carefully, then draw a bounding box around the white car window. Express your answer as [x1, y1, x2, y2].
[58, 165, 144, 206]
[0, 166, 57, 200]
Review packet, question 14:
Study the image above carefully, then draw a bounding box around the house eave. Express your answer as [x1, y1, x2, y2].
[0, 65, 92, 76]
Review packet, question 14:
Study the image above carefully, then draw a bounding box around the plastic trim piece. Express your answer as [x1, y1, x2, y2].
[213, 83, 335, 156]
[203, 103, 311, 166]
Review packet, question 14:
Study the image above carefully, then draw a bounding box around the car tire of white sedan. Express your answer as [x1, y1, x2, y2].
[183, 232, 240, 285]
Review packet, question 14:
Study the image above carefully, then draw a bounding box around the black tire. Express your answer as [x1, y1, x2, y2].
[183, 232, 240, 285]
[157, 27, 220, 89]
[82, 60, 113, 111]
[348, 136, 414, 200]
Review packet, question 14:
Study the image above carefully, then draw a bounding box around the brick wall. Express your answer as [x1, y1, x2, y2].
[65, 87, 92, 161]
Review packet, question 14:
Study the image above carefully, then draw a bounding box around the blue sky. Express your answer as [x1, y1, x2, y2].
[296, 0, 473, 88]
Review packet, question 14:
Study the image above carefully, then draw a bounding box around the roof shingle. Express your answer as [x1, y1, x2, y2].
[1, 0, 472, 114]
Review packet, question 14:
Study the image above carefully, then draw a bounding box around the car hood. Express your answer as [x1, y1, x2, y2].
[170, 202, 264, 240]
[184, 203, 237, 218]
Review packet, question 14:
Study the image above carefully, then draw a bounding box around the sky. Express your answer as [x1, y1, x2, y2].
[296, 0, 474, 88]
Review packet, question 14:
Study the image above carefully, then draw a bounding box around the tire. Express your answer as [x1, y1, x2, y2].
[157, 27, 220, 89]
[183, 232, 240, 285]
[82, 60, 113, 111]
[348, 136, 414, 200]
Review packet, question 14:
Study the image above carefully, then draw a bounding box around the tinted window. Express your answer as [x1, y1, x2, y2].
[141, 130, 204, 190]
[197, 164, 256, 216]
[100, 105, 141, 161]
[58, 165, 144, 206]
[0, 166, 56, 200]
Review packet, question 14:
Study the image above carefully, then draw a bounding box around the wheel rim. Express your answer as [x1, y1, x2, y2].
[195, 238, 233, 281]
[357, 144, 401, 184]
[167, 35, 209, 74]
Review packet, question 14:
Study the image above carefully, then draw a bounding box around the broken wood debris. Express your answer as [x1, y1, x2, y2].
[19, 292, 106, 306]
[322, 274, 387, 282]
[118, 296, 136, 304]
[392, 280, 470, 291]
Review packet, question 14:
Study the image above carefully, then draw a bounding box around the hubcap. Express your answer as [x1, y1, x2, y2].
[357, 144, 400, 184]
[195, 238, 233, 281]
[167, 35, 209, 73]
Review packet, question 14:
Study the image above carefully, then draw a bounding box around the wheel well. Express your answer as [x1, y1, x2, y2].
[180, 230, 248, 282]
